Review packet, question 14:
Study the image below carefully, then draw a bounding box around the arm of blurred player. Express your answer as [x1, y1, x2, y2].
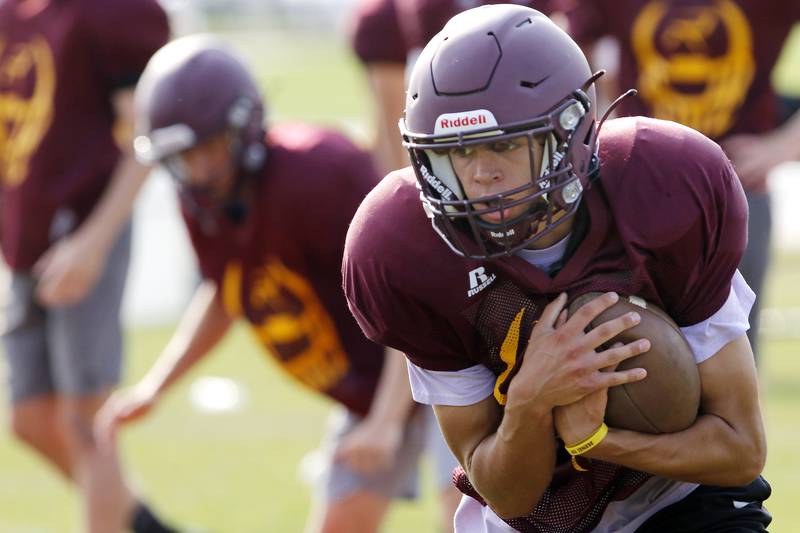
[432, 293, 647, 519]
[95, 280, 232, 441]
[333, 346, 415, 474]
[34, 88, 150, 306]
[721, 109, 800, 190]
[365, 63, 408, 175]
[578, 334, 766, 486]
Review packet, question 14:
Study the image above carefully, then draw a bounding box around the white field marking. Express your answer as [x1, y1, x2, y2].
[188, 376, 247, 414]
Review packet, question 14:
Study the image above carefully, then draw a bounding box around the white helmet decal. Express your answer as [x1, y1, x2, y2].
[434, 109, 498, 135]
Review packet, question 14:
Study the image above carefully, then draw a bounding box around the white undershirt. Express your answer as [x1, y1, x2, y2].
[406, 241, 755, 533]
[514, 233, 573, 271]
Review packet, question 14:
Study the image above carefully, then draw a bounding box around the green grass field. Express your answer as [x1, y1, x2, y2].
[1, 23, 799, 533]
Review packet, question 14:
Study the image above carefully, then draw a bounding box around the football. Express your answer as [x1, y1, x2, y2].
[568, 293, 701, 434]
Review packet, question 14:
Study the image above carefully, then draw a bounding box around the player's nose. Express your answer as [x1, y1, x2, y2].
[471, 150, 504, 187]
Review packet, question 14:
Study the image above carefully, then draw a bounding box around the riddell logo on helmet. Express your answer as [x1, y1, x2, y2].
[420, 164, 454, 200]
[434, 109, 498, 135]
[440, 115, 485, 128]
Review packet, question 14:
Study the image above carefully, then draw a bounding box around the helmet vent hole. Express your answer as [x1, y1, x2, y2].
[520, 77, 547, 89]
[515, 17, 533, 28]
[411, 93, 419, 100]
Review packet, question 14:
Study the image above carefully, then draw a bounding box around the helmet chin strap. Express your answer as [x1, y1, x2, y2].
[532, 206, 569, 235]
[220, 130, 267, 225]
[220, 164, 255, 225]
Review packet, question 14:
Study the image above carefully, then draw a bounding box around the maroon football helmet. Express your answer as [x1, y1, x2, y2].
[133, 35, 266, 203]
[400, 4, 599, 259]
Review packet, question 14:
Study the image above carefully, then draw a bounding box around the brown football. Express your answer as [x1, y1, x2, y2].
[568, 293, 701, 434]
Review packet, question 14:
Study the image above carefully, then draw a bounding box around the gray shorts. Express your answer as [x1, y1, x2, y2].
[1, 223, 132, 402]
[316, 404, 449, 502]
[739, 191, 772, 360]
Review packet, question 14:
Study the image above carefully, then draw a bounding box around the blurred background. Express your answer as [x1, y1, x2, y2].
[1, 1, 799, 531]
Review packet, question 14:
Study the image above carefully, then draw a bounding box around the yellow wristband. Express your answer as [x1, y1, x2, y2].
[565, 423, 608, 456]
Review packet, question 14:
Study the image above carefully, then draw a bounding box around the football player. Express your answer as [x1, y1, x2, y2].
[0, 1, 173, 532]
[556, 0, 800, 361]
[95, 36, 434, 533]
[343, 5, 770, 532]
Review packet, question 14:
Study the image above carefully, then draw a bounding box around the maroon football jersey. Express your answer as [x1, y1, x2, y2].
[343, 117, 747, 531]
[184, 124, 385, 416]
[349, 0, 408, 65]
[0, 0, 169, 270]
[395, 0, 557, 52]
[560, 0, 800, 184]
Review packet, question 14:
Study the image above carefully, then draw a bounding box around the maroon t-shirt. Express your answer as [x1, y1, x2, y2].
[396, 0, 558, 52]
[183, 124, 385, 416]
[561, 0, 800, 145]
[349, 0, 408, 65]
[0, 0, 169, 270]
[343, 117, 747, 531]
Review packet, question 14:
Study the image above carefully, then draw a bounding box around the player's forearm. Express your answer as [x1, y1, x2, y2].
[778, 108, 800, 160]
[78, 88, 149, 254]
[144, 281, 233, 396]
[77, 154, 149, 253]
[365, 347, 415, 426]
[469, 401, 556, 519]
[586, 413, 766, 486]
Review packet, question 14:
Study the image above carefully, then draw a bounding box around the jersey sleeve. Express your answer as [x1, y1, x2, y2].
[606, 118, 750, 327]
[82, 0, 170, 90]
[343, 173, 476, 372]
[349, 0, 408, 64]
[680, 270, 754, 363]
[554, 0, 610, 46]
[659, 142, 747, 326]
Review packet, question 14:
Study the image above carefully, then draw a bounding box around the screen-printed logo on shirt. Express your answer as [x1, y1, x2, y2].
[222, 258, 350, 392]
[467, 266, 496, 297]
[631, 0, 754, 137]
[0, 36, 55, 187]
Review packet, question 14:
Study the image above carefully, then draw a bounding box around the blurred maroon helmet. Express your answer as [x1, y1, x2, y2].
[133, 35, 266, 178]
[400, 4, 599, 259]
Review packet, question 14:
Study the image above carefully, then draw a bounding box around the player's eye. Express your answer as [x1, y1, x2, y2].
[490, 140, 519, 153]
[450, 146, 474, 158]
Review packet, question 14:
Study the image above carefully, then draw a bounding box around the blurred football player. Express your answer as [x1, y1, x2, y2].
[0, 1, 173, 532]
[348, 0, 409, 175]
[557, 0, 800, 361]
[343, 5, 770, 532]
[96, 36, 436, 533]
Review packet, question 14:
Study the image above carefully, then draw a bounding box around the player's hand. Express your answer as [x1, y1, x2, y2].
[333, 417, 403, 475]
[33, 231, 109, 307]
[94, 381, 160, 445]
[553, 341, 646, 446]
[507, 292, 649, 412]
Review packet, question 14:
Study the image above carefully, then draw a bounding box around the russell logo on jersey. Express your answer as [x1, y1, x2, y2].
[467, 266, 496, 297]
